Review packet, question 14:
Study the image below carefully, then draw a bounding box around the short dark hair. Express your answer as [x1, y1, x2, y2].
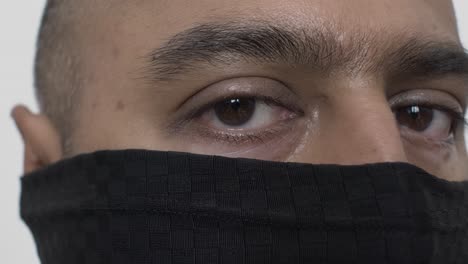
[35, 0, 84, 153]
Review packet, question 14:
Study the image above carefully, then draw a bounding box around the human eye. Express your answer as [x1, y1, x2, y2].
[196, 95, 299, 142]
[394, 105, 466, 141]
[390, 89, 467, 144]
[167, 77, 305, 154]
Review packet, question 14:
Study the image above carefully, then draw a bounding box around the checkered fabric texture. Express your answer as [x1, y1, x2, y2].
[20, 150, 468, 264]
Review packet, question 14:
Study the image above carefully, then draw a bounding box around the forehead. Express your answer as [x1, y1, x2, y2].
[79, 0, 460, 92]
[87, 0, 460, 63]
[111, 0, 458, 39]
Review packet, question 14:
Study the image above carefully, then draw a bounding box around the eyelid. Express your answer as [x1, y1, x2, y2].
[166, 77, 304, 133]
[389, 89, 465, 126]
[389, 89, 468, 137]
[389, 89, 464, 113]
[191, 94, 302, 120]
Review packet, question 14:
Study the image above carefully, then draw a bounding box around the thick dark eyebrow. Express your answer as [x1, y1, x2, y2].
[141, 22, 468, 82]
[387, 41, 468, 80]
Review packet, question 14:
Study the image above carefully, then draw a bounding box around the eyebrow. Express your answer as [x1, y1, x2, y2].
[141, 21, 468, 82]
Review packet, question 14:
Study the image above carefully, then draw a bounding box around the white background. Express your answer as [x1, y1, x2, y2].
[1, 1, 467, 263]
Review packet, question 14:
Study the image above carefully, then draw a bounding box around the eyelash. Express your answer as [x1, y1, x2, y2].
[395, 103, 467, 133]
[176, 94, 467, 145]
[195, 125, 289, 145]
[192, 96, 468, 124]
[188, 93, 303, 120]
[177, 94, 301, 145]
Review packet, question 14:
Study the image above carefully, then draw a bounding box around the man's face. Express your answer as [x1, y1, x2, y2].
[70, 0, 467, 180]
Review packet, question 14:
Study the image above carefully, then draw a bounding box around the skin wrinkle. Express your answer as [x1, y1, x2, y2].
[140, 21, 468, 84]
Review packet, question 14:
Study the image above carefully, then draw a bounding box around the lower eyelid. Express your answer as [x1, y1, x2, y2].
[194, 121, 292, 145]
[399, 125, 455, 147]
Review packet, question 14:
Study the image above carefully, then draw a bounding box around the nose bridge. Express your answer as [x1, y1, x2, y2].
[291, 89, 408, 165]
[332, 93, 407, 164]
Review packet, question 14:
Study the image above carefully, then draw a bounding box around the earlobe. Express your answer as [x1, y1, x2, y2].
[11, 105, 63, 174]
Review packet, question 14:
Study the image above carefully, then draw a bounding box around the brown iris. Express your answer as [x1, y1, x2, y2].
[214, 98, 256, 126]
[396, 106, 434, 132]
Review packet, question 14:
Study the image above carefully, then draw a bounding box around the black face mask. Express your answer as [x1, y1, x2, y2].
[20, 150, 468, 264]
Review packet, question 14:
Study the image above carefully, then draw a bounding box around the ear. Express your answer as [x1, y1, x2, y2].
[12, 105, 63, 174]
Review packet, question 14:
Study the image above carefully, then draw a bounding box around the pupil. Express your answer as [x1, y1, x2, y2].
[409, 106, 420, 119]
[214, 98, 256, 126]
[396, 106, 434, 132]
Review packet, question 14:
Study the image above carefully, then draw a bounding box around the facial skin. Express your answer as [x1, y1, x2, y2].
[13, 0, 468, 181]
